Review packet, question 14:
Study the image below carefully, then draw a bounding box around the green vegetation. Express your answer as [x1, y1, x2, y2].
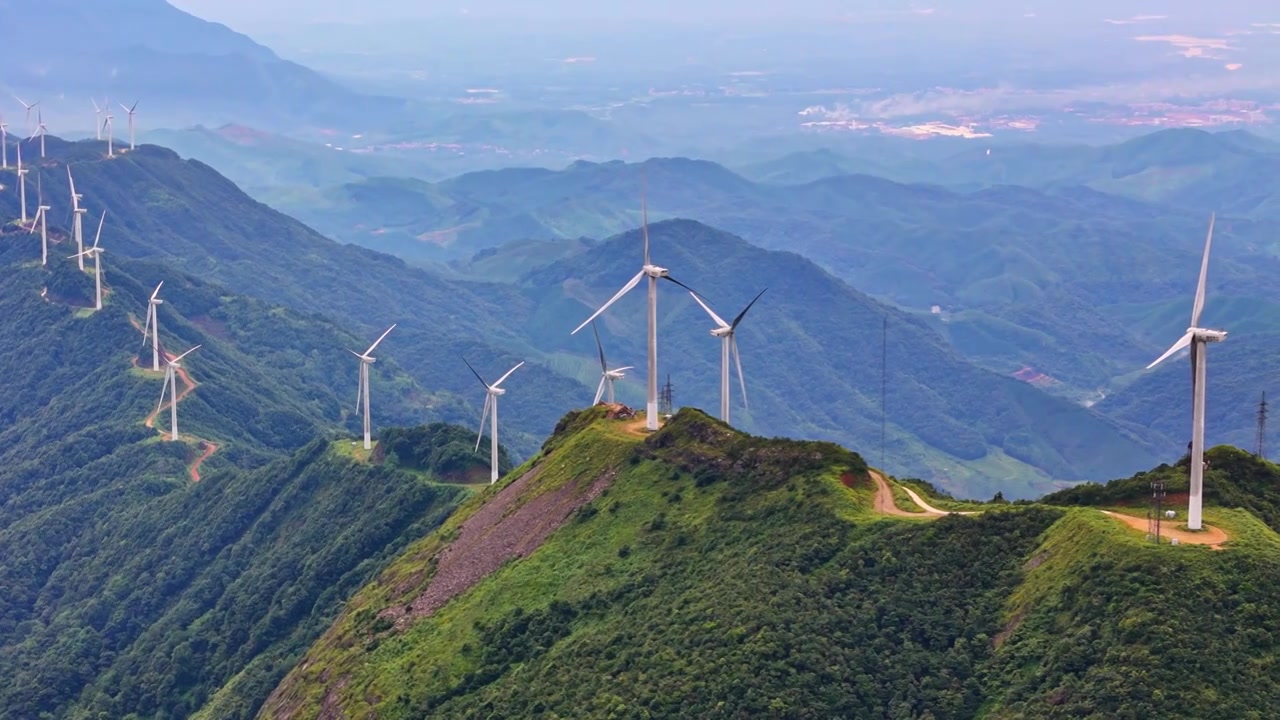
[262, 410, 1280, 719]
[378, 423, 513, 483]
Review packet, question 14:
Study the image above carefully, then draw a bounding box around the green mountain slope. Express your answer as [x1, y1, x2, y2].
[262, 409, 1280, 720]
[0, 227, 494, 718]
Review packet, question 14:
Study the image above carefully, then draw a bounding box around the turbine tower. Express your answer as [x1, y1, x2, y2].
[590, 321, 633, 405]
[464, 358, 524, 484]
[16, 142, 27, 224]
[351, 324, 396, 450]
[157, 345, 201, 441]
[570, 191, 698, 431]
[121, 100, 139, 150]
[689, 289, 767, 424]
[30, 174, 49, 266]
[141, 282, 164, 371]
[1146, 214, 1226, 531]
[69, 211, 107, 310]
[30, 109, 47, 158]
[92, 99, 102, 140]
[68, 167, 86, 270]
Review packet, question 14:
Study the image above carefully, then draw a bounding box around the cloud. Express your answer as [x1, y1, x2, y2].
[1104, 15, 1168, 25]
[1134, 34, 1235, 59]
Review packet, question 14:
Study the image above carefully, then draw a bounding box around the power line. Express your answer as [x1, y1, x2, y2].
[1257, 391, 1268, 459]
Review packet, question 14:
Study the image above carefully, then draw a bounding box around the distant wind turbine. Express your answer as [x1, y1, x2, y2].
[1145, 214, 1226, 531]
[69, 211, 107, 310]
[590, 321, 632, 405]
[29, 174, 49, 265]
[14, 96, 37, 135]
[689, 289, 767, 424]
[464, 358, 523, 484]
[120, 100, 139, 150]
[1, 115, 8, 169]
[29, 109, 47, 158]
[91, 98, 102, 140]
[157, 344, 201, 441]
[15, 141, 28, 224]
[351, 324, 396, 450]
[570, 188, 699, 431]
[68, 166, 87, 270]
[141, 282, 164, 371]
[102, 101, 115, 157]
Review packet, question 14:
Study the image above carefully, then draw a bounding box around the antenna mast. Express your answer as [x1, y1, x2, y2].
[659, 374, 674, 417]
[1257, 391, 1268, 459]
[1147, 478, 1165, 544]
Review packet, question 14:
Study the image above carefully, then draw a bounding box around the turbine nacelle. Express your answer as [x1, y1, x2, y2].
[1192, 328, 1227, 343]
[488, 386, 507, 396]
[643, 264, 669, 278]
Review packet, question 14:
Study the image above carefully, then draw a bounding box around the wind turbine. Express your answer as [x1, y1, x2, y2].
[590, 321, 632, 405]
[141, 282, 164, 371]
[68, 166, 86, 270]
[157, 345, 201, 441]
[30, 174, 49, 266]
[351, 324, 396, 450]
[1146, 214, 1226, 531]
[16, 141, 27, 224]
[120, 100, 139, 150]
[15, 96, 37, 134]
[463, 358, 523, 484]
[91, 99, 102, 140]
[689, 289, 767, 424]
[102, 102, 115, 157]
[570, 191, 699, 431]
[69, 211, 107, 310]
[30, 109, 47, 158]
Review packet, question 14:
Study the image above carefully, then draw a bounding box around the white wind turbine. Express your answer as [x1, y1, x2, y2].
[120, 100, 139, 150]
[590, 320, 632, 405]
[157, 344, 201, 441]
[351, 324, 396, 450]
[570, 192, 699, 431]
[102, 101, 115, 157]
[464, 358, 524, 484]
[141, 282, 164, 371]
[68, 166, 86, 270]
[69, 211, 107, 310]
[1145, 214, 1226, 532]
[92, 99, 103, 140]
[29, 174, 49, 266]
[689, 289, 767, 424]
[30, 109, 47, 158]
[16, 141, 28, 224]
[15, 96, 37, 135]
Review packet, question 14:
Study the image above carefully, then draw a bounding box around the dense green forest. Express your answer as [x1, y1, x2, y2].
[0, 232, 501, 718]
[263, 408, 1280, 719]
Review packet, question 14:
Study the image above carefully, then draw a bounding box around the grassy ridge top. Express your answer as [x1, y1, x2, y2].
[259, 409, 1280, 719]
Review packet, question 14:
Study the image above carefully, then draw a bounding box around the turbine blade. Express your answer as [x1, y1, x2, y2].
[141, 306, 153, 347]
[689, 291, 730, 328]
[67, 166, 77, 200]
[492, 361, 524, 388]
[172, 344, 202, 363]
[462, 357, 490, 388]
[92, 211, 106, 248]
[614, 366, 634, 372]
[157, 370, 171, 412]
[732, 335, 749, 412]
[1147, 330, 1195, 370]
[1191, 213, 1215, 328]
[594, 376, 607, 405]
[475, 393, 492, 452]
[355, 363, 364, 413]
[641, 184, 650, 266]
[150, 281, 163, 301]
[730, 288, 768, 330]
[1190, 338, 1199, 396]
[571, 270, 646, 335]
[363, 323, 396, 355]
[592, 320, 608, 372]
[663, 275, 704, 299]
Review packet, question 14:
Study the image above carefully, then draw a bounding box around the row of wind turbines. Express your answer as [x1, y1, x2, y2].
[3, 95, 141, 165]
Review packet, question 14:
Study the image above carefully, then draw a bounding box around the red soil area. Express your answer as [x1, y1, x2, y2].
[190, 441, 219, 483]
[384, 465, 617, 628]
[1101, 510, 1229, 550]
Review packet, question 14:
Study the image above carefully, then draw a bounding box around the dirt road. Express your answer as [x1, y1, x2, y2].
[1101, 510, 1229, 550]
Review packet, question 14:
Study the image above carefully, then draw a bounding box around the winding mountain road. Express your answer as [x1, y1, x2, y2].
[130, 315, 219, 482]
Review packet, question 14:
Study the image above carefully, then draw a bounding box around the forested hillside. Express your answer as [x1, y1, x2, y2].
[264, 408, 1280, 719]
[0, 225, 492, 718]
